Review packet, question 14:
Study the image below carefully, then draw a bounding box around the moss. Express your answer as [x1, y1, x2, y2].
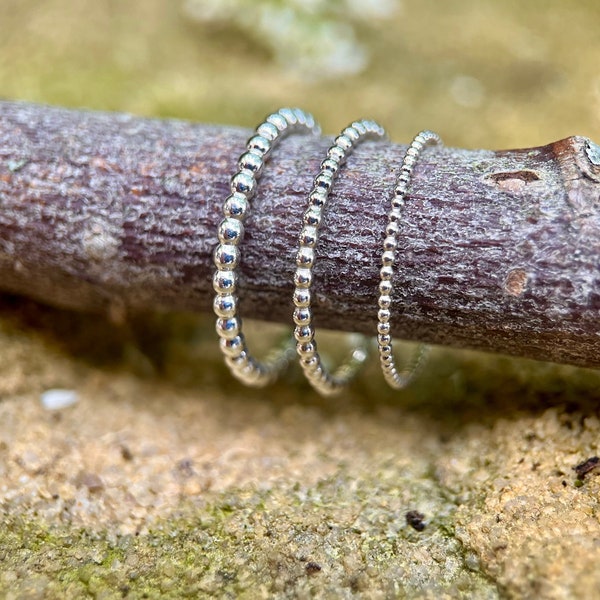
[0, 480, 496, 599]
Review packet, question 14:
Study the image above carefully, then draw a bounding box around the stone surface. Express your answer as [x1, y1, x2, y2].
[1, 304, 600, 598]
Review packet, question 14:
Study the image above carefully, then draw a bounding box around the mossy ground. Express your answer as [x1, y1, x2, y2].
[2, 306, 600, 598]
[1, 1, 600, 598]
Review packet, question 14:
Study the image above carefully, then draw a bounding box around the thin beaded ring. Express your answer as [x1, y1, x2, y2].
[213, 108, 320, 387]
[377, 130, 442, 389]
[293, 119, 386, 397]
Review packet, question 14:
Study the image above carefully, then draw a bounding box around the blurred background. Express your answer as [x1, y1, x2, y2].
[1, 0, 599, 149]
[0, 0, 599, 397]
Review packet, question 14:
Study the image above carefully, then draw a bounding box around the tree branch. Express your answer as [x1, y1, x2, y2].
[1, 101, 599, 368]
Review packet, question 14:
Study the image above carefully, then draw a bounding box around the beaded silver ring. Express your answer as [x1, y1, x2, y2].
[213, 108, 320, 387]
[377, 130, 442, 389]
[293, 119, 386, 397]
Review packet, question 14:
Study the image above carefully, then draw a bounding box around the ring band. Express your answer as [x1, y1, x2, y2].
[377, 130, 442, 389]
[213, 108, 320, 387]
[293, 119, 386, 396]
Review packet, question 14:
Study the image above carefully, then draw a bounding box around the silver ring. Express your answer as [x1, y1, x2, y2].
[377, 130, 442, 389]
[213, 108, 320, 387]
[293, 119, 387, 396]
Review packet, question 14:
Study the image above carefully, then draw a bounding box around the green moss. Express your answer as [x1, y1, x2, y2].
[0, 479, 497, 599]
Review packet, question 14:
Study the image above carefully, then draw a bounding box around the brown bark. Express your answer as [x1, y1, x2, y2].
[1, 101, 599, 367]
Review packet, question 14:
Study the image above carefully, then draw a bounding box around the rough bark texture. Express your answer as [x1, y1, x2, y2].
[1, 101, 599, 367]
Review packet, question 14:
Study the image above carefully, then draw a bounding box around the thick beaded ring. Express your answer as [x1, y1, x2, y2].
[293, 119, 386, 397]
[214, 108, 320, 387]
[377, 130, 442, 389]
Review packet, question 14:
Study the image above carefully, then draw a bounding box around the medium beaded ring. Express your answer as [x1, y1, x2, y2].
[213, 108, 320, 387]
[377, 130, 442, 389]
[293, 119, 386, 397]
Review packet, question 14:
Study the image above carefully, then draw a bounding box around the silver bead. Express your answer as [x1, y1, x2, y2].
[213, 244, 239, 269]
[278, 108, 298, 125]
[378, 333, 391, 346]
[421, 130, 440, 144]
[247, 135, 271, 158]
[381, 250, 395, 267]
[219, 335, 245, 358]
[230, 171, 256, 197]
[256, 121, 280, 142]
[297, 341, 316, 359]
[391, 197, 405, 210]
[294, 326, 313, 343]
[299, 225, 318, 248]
[378, 308, 391, 323]
[213, 294, 237, 318]
[296, 247, 315, 268]
[294, 267, 312, 288]
[388, 209, 403, 224]
[320, 158, 339, 175]
[293, 288, 311, 308]
[223, 193, 249, 220]
[238, 151, 263, 176]
[213, 270, 237, 294]
[266, 112, 288, 132]
[292, 108, 307, 125]
[327, 145, 346, 164]
[402, 154, 417, 170]
[351, 120, 367, 135]
[414, 133, 427, 145]
[218, 218, 244, 244]
[240, 364, 264, 386]
[303, 207, 322, 227]
[381, 352, 393, 365]
[364, 120, 386, 137]
[377, 321, 391, 335]
[378, 294, 392, 309]
[380, 265, 393, 280]
[379, 280, 393, 295]
[292, 108, 317, 130]
[394, 182, 408, 196]
[334, 134, 353, 152]
[308, 190, 326, 208]
[216, 317, 241, 340]
[301, 356, 319, 371]
[342, 126, 360, 142]
[314, 172, 333, 192]
[301, 111, 318, 132]
[226, 352, 249, 370]
[293, 307, 312, 326]
[383, 236, 397, 252]
[385, 221, 400, 236]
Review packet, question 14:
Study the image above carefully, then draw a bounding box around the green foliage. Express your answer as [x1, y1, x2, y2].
[183, 0, 400, 79]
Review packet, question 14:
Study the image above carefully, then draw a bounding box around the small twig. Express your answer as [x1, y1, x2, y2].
[1, 101, 599, 368]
